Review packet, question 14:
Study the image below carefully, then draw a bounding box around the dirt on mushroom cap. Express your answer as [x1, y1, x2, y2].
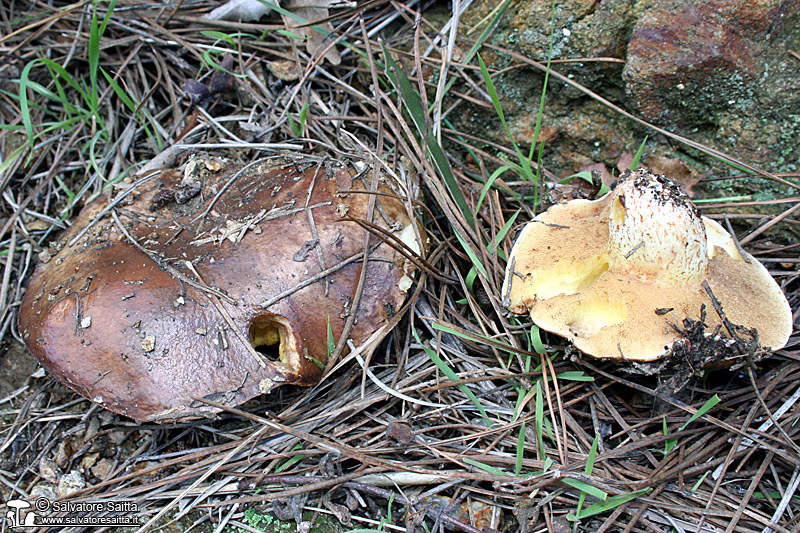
[18, 154, 421, 421]
[504, 168, 792, 362]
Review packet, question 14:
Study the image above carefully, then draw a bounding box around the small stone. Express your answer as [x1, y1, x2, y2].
[81, 452, 99, 471]
[38, 250, 52, 263]
[39, 457, 62, 483]
[141, 336, 155, 352]
[386, 419, 414, 444]
[84, 415, 100, 441]
[108, 430, 128, 445]
[267, 59, 300, 81]
[30, 483, 57, 501]
[80, 316, 92, 328]
[91, 458, 115, 480]
[54, 441, 72, 469]
[56, 470, 86, 498]
[203, 159, 224, 172]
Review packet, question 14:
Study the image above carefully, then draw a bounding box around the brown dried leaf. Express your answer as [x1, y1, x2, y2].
[578, 162, 613, 187]
[646, 154, 703, 197]
[616, 152, 634, 173]
[283, 0, 341, 65]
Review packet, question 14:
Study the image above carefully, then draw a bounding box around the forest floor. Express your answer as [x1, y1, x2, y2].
[0, 1, 798, 532]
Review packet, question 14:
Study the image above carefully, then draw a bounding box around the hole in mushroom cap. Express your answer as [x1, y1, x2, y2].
[248, 315, 286, 362]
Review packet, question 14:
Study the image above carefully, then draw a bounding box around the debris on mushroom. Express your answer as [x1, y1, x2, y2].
[503, 168, 793, 363]
[19, 155, 422, 421]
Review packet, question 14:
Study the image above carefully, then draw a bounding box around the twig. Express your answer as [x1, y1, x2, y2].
[183, 261, 267, 369]
[110, 209, 237, 305]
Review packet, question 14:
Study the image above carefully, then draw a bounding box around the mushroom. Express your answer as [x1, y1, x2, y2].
[503, 168, 793, 362]
[19, 155, 421, 421]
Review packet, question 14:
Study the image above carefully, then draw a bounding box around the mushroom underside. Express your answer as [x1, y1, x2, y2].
[504, 173, 792, 362]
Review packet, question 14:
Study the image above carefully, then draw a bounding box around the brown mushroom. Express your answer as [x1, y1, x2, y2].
[19, 155, 421, 421]
[503, 168, 793, 362]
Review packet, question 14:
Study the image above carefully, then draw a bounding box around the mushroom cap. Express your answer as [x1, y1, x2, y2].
[503, 169, 793, 362]
[19, 156, 419, 421]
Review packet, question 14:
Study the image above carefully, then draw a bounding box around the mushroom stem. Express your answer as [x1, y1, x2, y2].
[607, 171, 708, 286]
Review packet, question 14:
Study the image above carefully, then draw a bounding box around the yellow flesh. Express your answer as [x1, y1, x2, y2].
[566, 293, 627, 338]
[250, 321, 285, 361]
[525, 255, 610, 302]
[504, 189, 792, 361]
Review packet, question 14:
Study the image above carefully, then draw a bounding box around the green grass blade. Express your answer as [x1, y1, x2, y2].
[454, 230, 488, 279]
[465, 266, 478, 295]
[326, 317, 335, 359]
[562, 478, 606, 501]
[529, 0, 557, 162]
[477, 54, 535, 184]
[412, 325, 493, 427]
[561, 170, 593, 185]
[574, 434, 600, 529]
[691, 471, 710, 492]
[463, 457, 508, 476]
[437, 0, 512, 102]
[201, 30, 235, 47]
[463, 0, 512, 62]
[680, 394, 721, 431]
[476, 165, 512, 212]
[585, 435, 598, 475]
[554, 371, 594, 382]
[201, 50, 248, 78]
[382, 44, 425, 132]
[515, 420, 526, 476]
[529, 326, 546, 356]
[492, 208, 520, 248]
[274, 444, 304, 473]
[431, 322, 523, 356]
[477, 54, 510, 137]
[98, 0, 116, 36]
[382, 43, 474, 228]
[629, 136, 648, 170]
[663, 417, 676, 455]
[18, 59, 39, 146]
[100, 67, 136, 111]
[0, 144, 26, 176]
[535, 381, 544, 457]
[39, 58, 90, 101]
[567, 489, 651, 521]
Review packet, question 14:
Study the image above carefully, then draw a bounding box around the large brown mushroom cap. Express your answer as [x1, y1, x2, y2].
[19, 155, 420, 421]
[503, 169, 792, 362]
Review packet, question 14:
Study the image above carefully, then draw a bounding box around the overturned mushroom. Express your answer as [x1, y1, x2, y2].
[503, 168, 792, 362]
[19, 155, 421, 421]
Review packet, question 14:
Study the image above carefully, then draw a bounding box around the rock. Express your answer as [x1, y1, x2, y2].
[54, 440, 74, 469]
[81, 452, 99, 471]
[458, 0, 800, 185]
[30, 483, 57, 501]
[91, 458, 115, 480]
[108, 430, 129, 446]
[39, 457, 62, 484]
[56, 470, 86, 498]
[624, 0, 800, 164]
[84, 415, 100, 442]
